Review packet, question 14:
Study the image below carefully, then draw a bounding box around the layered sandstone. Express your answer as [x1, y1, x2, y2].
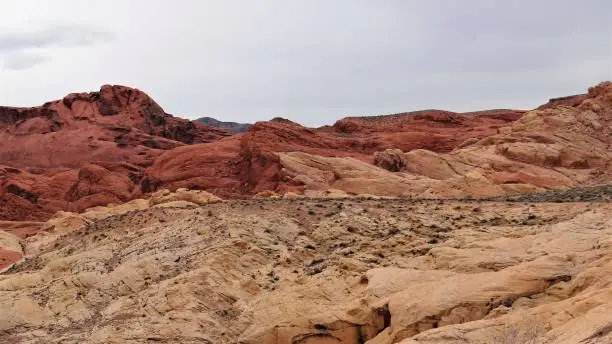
[280, 82, 611, 198]
[0, 85, 230, 220]
[1, 81, 611, 343]
[2, 82, 609, 225]
[0, 195, 610, 343]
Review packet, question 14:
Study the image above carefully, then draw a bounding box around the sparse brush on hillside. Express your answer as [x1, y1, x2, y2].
[499, 322, 541, 344]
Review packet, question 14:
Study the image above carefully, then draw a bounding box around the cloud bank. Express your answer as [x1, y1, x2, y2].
[0, 1, 610, 125]
[0, 25, 114, 70]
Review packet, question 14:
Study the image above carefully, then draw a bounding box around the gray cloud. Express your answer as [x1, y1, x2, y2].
[0, 1, 610, 124]
[0, 25, 115, 52]
[140, 0, 610, 125]
[0, 24, 114, 70]
[1, 51, 49, 70]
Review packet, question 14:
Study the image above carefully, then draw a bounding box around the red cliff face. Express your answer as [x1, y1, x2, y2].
[0, 85, 528, 221]
[143, 110, 525, 198]
[331, 109, 524, 153]
[0, 85, 230, 220]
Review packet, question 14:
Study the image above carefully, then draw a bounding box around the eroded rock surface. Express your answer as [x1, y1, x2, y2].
[0, 195, 610, 343]
[280, 82, 612, 198]
[4, 82, 611, 223]
[0, 85, 525, 222]
[0, 85, 231, 221]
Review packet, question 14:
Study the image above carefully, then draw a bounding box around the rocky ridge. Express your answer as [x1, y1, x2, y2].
[1, 82, 611, 344]
[0, 85, 231, 221]
[280, 82, 611, 198]
[195, 116, 252, 133]
[0, 85, 528, 221]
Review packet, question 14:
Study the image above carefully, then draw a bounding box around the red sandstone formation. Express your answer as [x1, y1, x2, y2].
[143, 109, 524, 196]
[331, 109, 524, 153]
[5, 83, 607, 223]
[0, 85, 230, 220]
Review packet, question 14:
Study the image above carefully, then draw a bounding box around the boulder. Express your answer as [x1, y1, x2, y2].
[373, 149, 406, 172]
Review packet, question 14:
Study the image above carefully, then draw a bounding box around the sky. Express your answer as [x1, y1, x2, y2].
[0, 1, 610, 126]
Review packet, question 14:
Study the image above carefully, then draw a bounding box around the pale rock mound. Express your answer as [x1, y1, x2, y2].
[303, 189, 352, 198]
[254, 190, 281, 199]
[0, 230, 23, 272]
[279, 152, 420, 196]
[148, 188, 222, 206]
[150, 200, 200, 209]
[18, 189, 222, 257]
[84, 198, 151, 219]
[1, 198, 610, 343]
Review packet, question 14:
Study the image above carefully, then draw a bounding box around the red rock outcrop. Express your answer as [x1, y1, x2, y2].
[331, 109, 524, 153]
[142, 120, 369, 197]
[144, 109, 524, 197]
[236, 110, 524, 193]
[278, 82, 611, 198]
[7, 82, 608, 222]
[0, 85, 230, 220]
[0, 85, 527, 221]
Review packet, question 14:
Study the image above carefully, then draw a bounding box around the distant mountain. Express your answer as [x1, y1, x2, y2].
[195, 117, 252, 133]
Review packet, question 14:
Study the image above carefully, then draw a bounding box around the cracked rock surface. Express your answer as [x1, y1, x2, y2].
[1, 197, 611, 344]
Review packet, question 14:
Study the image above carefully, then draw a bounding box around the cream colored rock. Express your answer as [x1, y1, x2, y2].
[83, 198, 150, 219]
[0, 295, 50, 332]
[23, 211, 91, 256]
[303, 189, 351, 198]
[150, 200, 199, 209]
[0, 198, 610, 343]
[403, 149, 473, 180]
[254, 190, 281, 198]
[149, 188, 222, 206]
[282, 191, 305, 199]
[0, 230, 22, 254]
[0, 230, 23, 273]
[280, 152, 418, 197]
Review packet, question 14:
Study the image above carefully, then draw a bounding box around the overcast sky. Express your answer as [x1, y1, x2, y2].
[0, 1, 610, 126]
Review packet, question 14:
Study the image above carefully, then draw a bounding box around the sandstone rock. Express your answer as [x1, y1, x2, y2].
[0, 84, 525, 224]
[148, 188, 222, 206]
[280, 152, 418, 197]
[0, 230, 23, 254]
[0, 198, 610, 343]
[254, 190, 281, 198]
[23, 211, 92, 257]
[0, 230, 23, 272]
[1, 82, 609, 230]
[0, 85, 231, 222]
[276, 82, 611, 198]
[151, 200, 199, 209]
[374, 149, 406, 172]
[82, 198, 151, 219]
[282, 192, 305, 199]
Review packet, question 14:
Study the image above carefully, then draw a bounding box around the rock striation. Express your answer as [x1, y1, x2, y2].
[0, 196, 610, 343]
